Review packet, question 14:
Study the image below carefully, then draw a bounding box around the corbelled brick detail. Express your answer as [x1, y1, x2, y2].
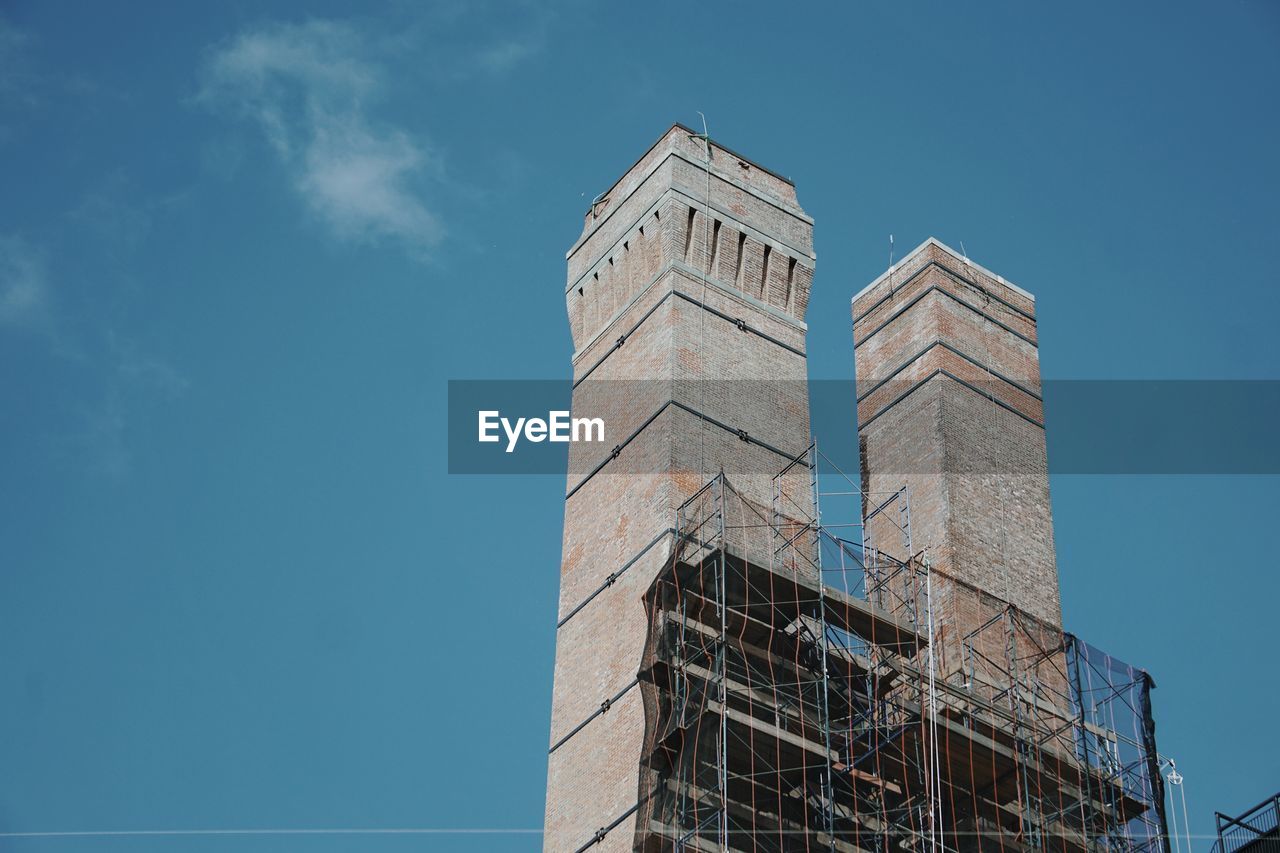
[545, 124, 816, 852]
[853, 238, 1062, 678]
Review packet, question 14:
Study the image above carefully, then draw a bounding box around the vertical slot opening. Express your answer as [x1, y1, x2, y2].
[734, 232, 746, 288]
[709, 219, 722, 273]
[683, 207, 696, 263]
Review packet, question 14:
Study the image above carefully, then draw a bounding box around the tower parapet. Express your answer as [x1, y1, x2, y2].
[566, 124, 814, 352]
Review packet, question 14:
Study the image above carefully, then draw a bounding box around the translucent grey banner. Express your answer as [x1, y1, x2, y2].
[447, 380, 1280, 475]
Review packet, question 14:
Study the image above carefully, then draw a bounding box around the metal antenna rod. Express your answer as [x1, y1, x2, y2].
[888, 233, 896, 296]
[691, 112, 713, 483]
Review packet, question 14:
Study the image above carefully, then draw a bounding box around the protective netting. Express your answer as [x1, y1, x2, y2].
[1065, 635, 1168, 853]
[632, 449, 1170, 853]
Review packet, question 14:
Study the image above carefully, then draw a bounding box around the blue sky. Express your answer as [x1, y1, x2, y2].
[1, 1, 1277, 849]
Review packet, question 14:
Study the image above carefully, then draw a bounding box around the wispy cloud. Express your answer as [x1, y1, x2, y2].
[0, 16, 132, 143]
[59, 336, 190, 479]
[1, 229, 188, 478]
[0, 17, 41, 142]
[199, 20, 442, 254]
[111, 333, 190, 399]
[474, 32, 544, 76]
[70, 172, 155, 258]
[0, 235, 51, 331]
[0, 17, 34, 98]
[76, 334, 191, 477]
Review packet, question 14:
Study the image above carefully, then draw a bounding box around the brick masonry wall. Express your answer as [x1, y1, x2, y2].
[545, 125, 816, 852]
[853, 240, 1063, 669]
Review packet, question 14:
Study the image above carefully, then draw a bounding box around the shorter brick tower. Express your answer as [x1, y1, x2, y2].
[853, 237, 1061, 675]
[846, 240, 1170, 851]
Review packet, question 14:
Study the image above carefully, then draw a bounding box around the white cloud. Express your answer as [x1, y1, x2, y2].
[199, 20, 441, 253]
[300, 117, 437, 243]
[0, 231, 189, 478]
[112, 335, 190, 399]
[0, 17, 36, 104]
[70, 173, 154, 256]
[0, 235, 49, 330]
[475, 34, 543, 76]
[78, 335, 190, 477]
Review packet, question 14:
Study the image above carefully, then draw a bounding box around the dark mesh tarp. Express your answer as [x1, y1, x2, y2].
[1066, 633, 1170, 853]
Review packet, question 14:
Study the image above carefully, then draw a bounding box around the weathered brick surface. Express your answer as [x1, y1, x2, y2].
[856, 343, 1043, 428]
[546, 125, 816, 851]
[854, 239, 1062, 653]
[856, 281, 1042, 394]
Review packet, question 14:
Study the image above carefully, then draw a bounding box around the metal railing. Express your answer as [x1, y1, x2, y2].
[1214, 793, 1280, 853]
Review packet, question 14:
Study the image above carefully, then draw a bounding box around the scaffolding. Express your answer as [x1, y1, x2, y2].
[632, 445, 1170, 853]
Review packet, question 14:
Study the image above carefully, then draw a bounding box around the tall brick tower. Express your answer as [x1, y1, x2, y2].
[545, 124, 816, 851]
[852, 237, 1061, 676]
